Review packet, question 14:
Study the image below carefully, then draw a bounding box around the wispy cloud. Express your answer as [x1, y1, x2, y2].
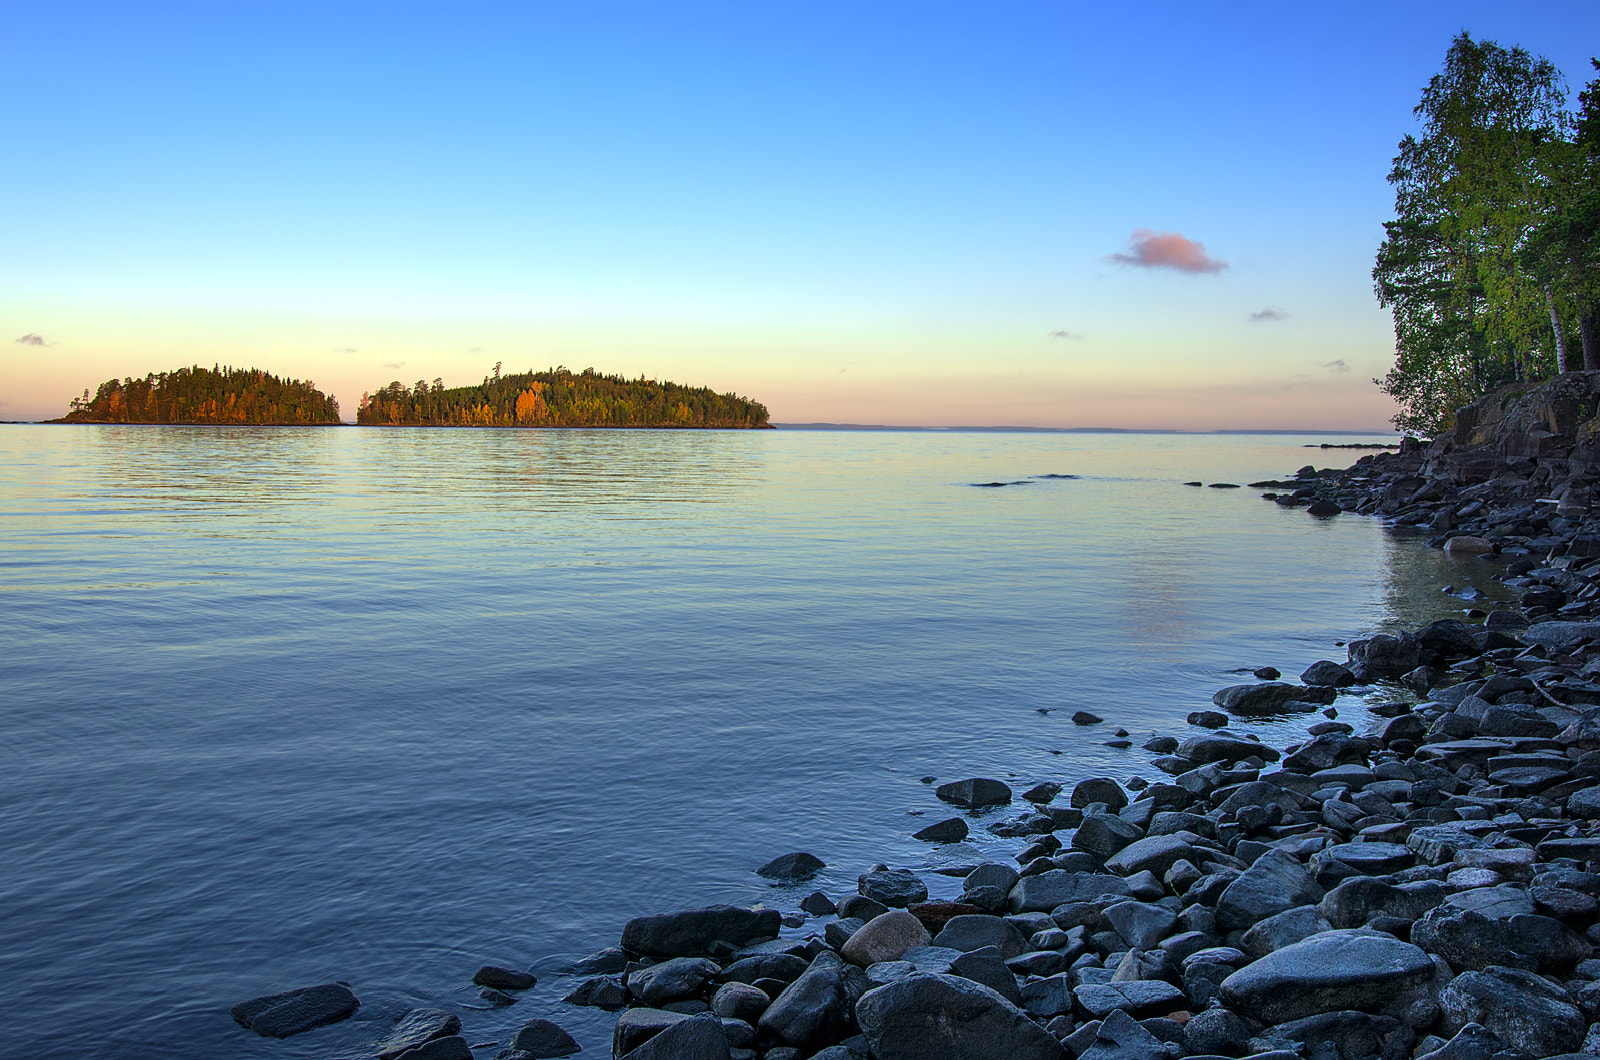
[1324, 360, 1350, 373]
[1109, 229, 1227, 274]
[1048, 330, 1083, 340]
[14, 333, 47, 346]
[1249, 308, 1287, 323]
[382, 361, 405, 369]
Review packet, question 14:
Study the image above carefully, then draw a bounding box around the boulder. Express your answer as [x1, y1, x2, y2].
[374, 1009, 463, 1060]
[1320, 878, 1446, 929]
[392, 1036, 471, 1060]
[1072, 979, 1187, 1019]
[854, 974, 1064, 1060]
[562, 975, 627, 1009]
[1219, 930, 1434, 1022]
[1215, 849, 1323, 931]
[1302, 660, 1357, 687]
[1072, 778, 1129, 810]
[628, 957, 721, 1005]
[1078, 1008, 1172, 1060]
[506, 1018, 580, 1058]
[1212, 682, 1318, 716]
[1071, 815, 1143, 860]
[621, 905, 781, 959]
[913, 817, 970, 842]
[757, 951, 869, 1050]
[1439, 966, 1586, 1058]
[841, 910, 932, 966]
[1102, 901, 1178, 951]
[1178, 733, 1279, 764]
[1240, 905, 1334, 958]
[950, 945, 1023, 1006]
[757, 852, 825, 881]
[1103, 834, 1197, 879]
[622, 1011, 731, 1060]
[613, 1008, 690, 1056]
[859, 869, 929, 908]
[711, 981, 770, 1023]
[230, 982, 359, 1039]
[932, 914, 1028, 960]
[936, 778, 1013, 808]
[473, 965, 536, 990]
[1008, 871, 1131, 913]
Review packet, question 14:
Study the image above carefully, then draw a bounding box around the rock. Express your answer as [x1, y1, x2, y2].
[1078, 1008, 1172, 1060]
[629, 957, 722, 1005]
[1525, 619, 1600, 648]
[623, 1011, 732, 1060]
[392, 1036, 472, 1060]
[842, 910, 932, 966]
[622, 906, 781, 959]
[1071, 815, 1143, 860]
[936, 778, 1013, 808]
[507, 1018, 580, 1057]
[1320, 878, 1446, 929]
[1316, 842, 1414, 876]
[1071, 777, 1129, 810]
[614, 1008, 690, 1056]
[1412, 1022, 1502, 1060]
[859, 869, 929, 907]
[801, 891, 837, 916]
[757, 852, 825, 881]
[712, 982, 770, 1023]
[563, 975, 627, 1009]
[950, 945, 1024, 1006]
[1445, 536, 1494, 554]
[1347, 634, 1421, 680]
[374, 1009, 463, 1060]
[230, 982, 360, 1038]
[1073, 710, 1105, 724]
[473, 965, 536, 990]
[478, 987, 514, 1007]
[722, 953, 808, 985]
[1307, 499, 1342, 517]
[1215, 849, 1324, 931]
[837, 894, 890, 921]
[1178, 733, 1280, 764]
[1103, 835, 1198, 879]
[1188, 710, 1230, 728]
[1212, 682, 1318, 716]
[1412, 905, 1590, 973]
[1302, 660, 1357, 687]
[1183, 1007, 1252, 1056]
[1439, 966, 1586, 1057]
[855, 973, 1064, 1060]
[1103, 901, 1178, 950]
[1218, 929, 1434, 1022]
[1072, 980, 1187, 1019]
[1240, 905, 1334, 958]
[933, 914, 1028, 959]
[758, 951, 869, 1050]
[570, 946, 629, 974]
[1009, 871, 1131, 913]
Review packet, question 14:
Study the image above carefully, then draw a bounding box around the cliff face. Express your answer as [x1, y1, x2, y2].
[1451, 373, 1600, 460]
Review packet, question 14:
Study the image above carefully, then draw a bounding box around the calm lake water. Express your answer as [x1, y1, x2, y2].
[0, 426, 1505, 1058]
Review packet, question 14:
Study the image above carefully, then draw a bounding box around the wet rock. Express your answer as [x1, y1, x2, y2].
[375, 1009, 463, 1060]
[628, 957, 721, 1005]
[1302, 660, 1357, 687]
[1412, 904, 1590, 972]
[950, 945, 1024, 1006]
[1078, 1008, 1172, 1060]
[936, 778, 1013, 809]
[1024, 782, 1064, 803]
[1320, 877, 1446, 929]
[1240, 905, 1333, 958]
[1413, 1022, 1503, 1060]
[758, 951, 869, 1050]
[1215, 849, 1324, 932]
[622, 905, 781, 959]
[1219, 929, 1434, 1023]
[563, 975, 627, 1009]
[1103, 901, 1178, 950]
[859, 869, 929, 908]
[623, 1011, 731, 1060]
[1010, 871, 1132, 913]
[1213, 682, 1318, 716]
[1183, 1006, 1252, 1056]
[1178, 733, 1279, 764]
[854, 973, 1064, 1060]
[712, 982, 770, 1023]
[1188, 710, 1230, 728]
[1307, 499, 1342, 517]
[933, 914, 1028, 959]
[1439, 965, 1586, 1058]
[474, 965, 536, 990]
[1071, 815, 1143, 861]
[507, 1018, 580, 1058]
[1073, 710, 1105, 724]
[841, 910, 932, 966]
[231, 982, 360, 1039]
[570, 946, 629, 974]
[757, 852, 825, 881]
[1072, 979, 1187, 1019]
[1071, 778, 1129, 810]
[1103, 835, 1198, 879]
[614, 1008, 691, 1055]
[837, 894, 890, 921]
[800, 891, 837, 916]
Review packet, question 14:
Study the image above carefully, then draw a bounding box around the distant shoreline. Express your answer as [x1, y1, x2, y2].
[7, 421, 1401, 435]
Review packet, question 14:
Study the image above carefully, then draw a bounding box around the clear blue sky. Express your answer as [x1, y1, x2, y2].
[3, 1, 1596, 427]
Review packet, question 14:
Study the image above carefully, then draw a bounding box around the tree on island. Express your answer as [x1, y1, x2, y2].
[1375, 36, 1600, 436]
[57, 366, 341, 424]
[356, 366, 771, 429]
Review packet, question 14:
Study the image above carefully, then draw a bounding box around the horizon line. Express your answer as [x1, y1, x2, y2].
[773, 423, 1400, 436]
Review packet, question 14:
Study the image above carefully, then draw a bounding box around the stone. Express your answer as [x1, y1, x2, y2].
[392, 1036, 472, 1060]
[1302, 660, 1357, 687]
[1024, 781, 1064, 802]
[1183, 1007, 1252, 1056]
[965, 862, 1021, 895]
[712, 982, 770, 1023]
[623, 1011, 731, 1060]
[800, 891, 837, 916]
[1219, 929, 1435, 1023]
[757, 950, 869, 1050]
[1213, 682, 1318, 715]
[933, 914, 1028, 959]
[1009, 871, 1131, 913]
[473, 965, 536, 990]
[1178, 733, 1280, 764]
[1240, 905, 1334, 958]
[1188, 710, 1230, 728]
[1316, 842, 1413, 876]
[570, 946, 629, 974]
[859, 869, 929, 907]
[1071, 815, 1143, 860]
[1445, 536, 1495, 554]
[722, 953, 808, 985]
[757, 852, 825, 880]
[1072, 778, 1129, 811]
[1413, 1022, 1502, 1060]
[1078, 1008, 1171, 1060]
[1072, 979, 1187, 1019]
[1439, 966, 1586, 1058]
[1413, 905, 1590, 973]
[841, 910, 932, 966]
[562, 975, 626, 1009]
[1103, 901, 1178, 950]
[1017, 970, 1072, 1015]
[614, 1008, 690, 1056]
[936, 778, 1013, 808]
[1307, 499, 1342, 517]
[837, 894, 889, 921]
[913, 816, 969, 842]
[230, 982, 360, 1038]
[1215, 849, 1324, 931]
[629, 957, 722, 1005]
[507, 1018, 580, 1058]
[622, 905, 781, 959]
[1103, 835, 1197, 879]
[374, 1009, 463, 1060]
[950, 945, 1023, 1005]
[1320, 877, 1447, 929]
[854, 973, 1064, 1060]
[1074, 710, 1105, 724]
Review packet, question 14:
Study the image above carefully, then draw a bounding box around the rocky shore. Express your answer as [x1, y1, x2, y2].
[235, 375, 1600, 1060]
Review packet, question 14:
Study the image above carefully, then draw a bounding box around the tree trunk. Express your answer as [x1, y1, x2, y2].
[1550, 285, 1576, 372]
[1583, 306, 1600, 371]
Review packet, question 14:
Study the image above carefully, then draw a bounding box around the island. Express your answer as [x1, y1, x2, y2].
[56, 366, 341, 425]
[355, 366, 771, 429]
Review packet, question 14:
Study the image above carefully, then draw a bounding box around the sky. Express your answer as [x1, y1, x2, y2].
[2, 1, 1597, 429]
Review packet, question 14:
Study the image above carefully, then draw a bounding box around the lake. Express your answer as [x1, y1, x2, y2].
[0, 425, 1503, 1058]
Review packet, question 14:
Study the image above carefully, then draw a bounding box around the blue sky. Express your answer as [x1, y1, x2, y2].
[3, 1, 1597, 426]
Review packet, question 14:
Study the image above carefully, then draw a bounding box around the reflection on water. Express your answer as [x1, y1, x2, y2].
[1, 425, 1483, 1059]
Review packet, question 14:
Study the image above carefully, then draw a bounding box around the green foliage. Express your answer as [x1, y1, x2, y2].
[1375, 34, 1597, 436]
[58, 365, 341, 424]
[356, 366, 770, 429]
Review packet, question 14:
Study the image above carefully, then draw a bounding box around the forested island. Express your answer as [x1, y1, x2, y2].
[355, 366, 771, 429]
[56, 366, 341, 425]
[1376, 36, 1600, 436]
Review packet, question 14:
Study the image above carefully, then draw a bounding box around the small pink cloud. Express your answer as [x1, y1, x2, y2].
[1109, 229, 1227, 274]
[14, 333, 47, 346]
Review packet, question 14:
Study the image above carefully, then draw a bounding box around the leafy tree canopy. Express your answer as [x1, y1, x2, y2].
[57, 365, 341, 425]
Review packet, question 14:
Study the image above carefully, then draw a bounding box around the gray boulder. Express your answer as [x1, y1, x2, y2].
[1412, 905, 1590, 973]
[1008, 871, 1131, 913]
[841, 910, 932, 966]
[613, 1008, 690, 1056]
[859, 868, 929, 907]
[621, 905, 781, 958]
[1071, 815, 1143, 860]
[1439, 966, 1586, 1058]
[1215, 850, 1323, 931]
[506, 1018, 579, 1058]
[374, 1009, 462, 1060]
[757, 950, 869, 1050]
[711, 981, 770, 1023]
[933, 914, 1027, 959]
[1078, 1008, 1172, 1060]
[1103, 901, 1177, 950]
[1240, 906, 1333, 958]
[1103, 834, 1197, 878]
[757, 852, 825, 881]
[1212, 682, 1318, 716]
[936, 778, 1013, 808]
[230, 982, 359, 1039]
[1219, 930, 1435, 1022]
[1320, 877, 1447, 929]
[628, 957, 721, 1005]
[950, 945, 1023, 1005]
[562, 975, 627, 1009]
[1072, 777, 1129, 810]
[623, 1012, 731, 1060]
[855, 974, 1064, 1060]
[1178, 733, 1280, 764]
